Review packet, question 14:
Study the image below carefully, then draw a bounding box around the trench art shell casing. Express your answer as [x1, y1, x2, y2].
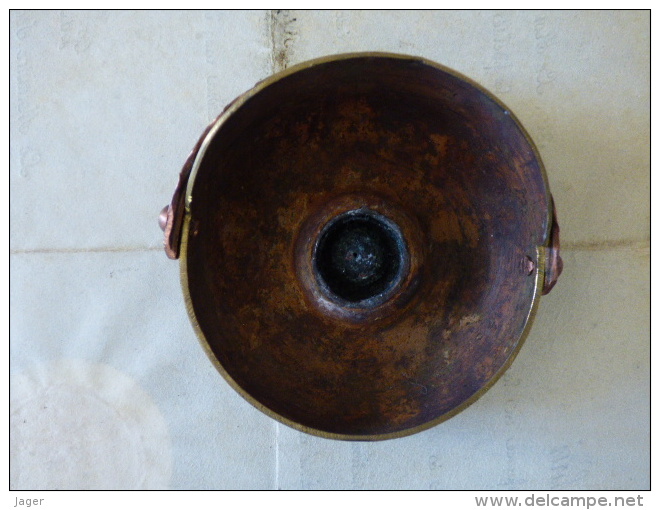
[159, 53, 562, 440]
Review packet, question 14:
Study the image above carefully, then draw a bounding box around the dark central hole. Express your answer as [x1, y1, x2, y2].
[315, 211, 405, 304]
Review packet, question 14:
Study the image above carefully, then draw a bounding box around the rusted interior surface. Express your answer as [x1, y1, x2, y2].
[184, 56, 550, 436]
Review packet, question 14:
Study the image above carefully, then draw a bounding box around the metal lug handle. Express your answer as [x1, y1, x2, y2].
[159, 121, 215, 259]
[542, 197, 563, 295]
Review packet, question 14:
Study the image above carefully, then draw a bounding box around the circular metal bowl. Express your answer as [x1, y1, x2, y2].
[160, 53, 562, 440]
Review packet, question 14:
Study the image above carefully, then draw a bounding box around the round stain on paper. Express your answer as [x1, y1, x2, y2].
[10, 360, 172, 489]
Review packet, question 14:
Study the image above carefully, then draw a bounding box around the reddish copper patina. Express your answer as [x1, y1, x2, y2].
[161, 54, 562, 439]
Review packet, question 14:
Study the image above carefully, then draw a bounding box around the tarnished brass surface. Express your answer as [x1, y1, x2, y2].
[163, 53, 561, 439]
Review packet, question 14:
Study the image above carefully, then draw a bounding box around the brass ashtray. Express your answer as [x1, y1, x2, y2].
[160, 53, 562, 440]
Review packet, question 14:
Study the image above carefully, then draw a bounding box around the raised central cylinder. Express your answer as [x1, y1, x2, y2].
[313, 209, 408, 305]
